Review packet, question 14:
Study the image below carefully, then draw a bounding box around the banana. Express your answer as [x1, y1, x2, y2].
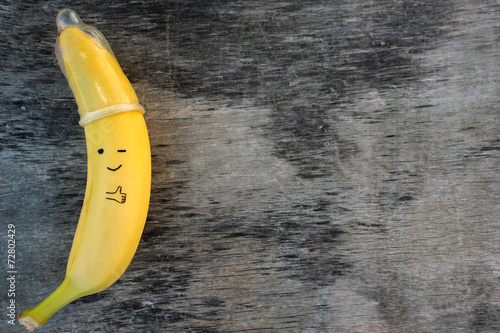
[18, 9, 151, 330]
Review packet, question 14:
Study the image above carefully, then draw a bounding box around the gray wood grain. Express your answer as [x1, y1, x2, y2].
[1, 1, 499, 332]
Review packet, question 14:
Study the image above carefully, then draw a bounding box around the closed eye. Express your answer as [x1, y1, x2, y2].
[117, 150, 126, 152]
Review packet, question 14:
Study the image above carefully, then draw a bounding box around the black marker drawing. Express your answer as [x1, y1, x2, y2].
[106, 186, 126, 204]
[107, 164, 122, 171]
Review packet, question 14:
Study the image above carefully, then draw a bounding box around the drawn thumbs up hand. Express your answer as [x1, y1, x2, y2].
[106, 186, 127, 204]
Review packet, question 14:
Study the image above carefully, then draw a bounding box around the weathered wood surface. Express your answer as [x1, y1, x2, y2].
[1, 1, 499, 332]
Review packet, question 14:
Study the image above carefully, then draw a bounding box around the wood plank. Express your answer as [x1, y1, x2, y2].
[1, 1, 499, 332]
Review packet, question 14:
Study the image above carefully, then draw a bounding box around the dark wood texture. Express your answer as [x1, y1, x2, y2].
[1, 1, 499, 332]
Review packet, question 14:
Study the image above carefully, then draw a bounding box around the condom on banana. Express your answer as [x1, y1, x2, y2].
[18, 9, 151, 330]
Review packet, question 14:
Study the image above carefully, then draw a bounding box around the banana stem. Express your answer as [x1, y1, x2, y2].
[18, 278, 81, 331]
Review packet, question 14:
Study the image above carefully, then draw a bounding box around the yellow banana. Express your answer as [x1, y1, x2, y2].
[18, 9, 151, 330]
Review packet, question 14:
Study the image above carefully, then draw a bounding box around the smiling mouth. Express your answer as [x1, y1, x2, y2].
[107, 165, 122, 171]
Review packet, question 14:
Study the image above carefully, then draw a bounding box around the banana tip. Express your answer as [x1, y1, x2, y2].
[18, 313, 40, 331]
[56, 8, 83, 33]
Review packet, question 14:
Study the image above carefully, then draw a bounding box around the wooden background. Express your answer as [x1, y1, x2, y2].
[1, 1, 499, 332]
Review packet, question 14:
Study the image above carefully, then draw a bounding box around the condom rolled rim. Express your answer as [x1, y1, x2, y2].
[79, 103, 145, 126]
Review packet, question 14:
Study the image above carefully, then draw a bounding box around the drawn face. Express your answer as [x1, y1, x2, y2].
[84, 113, 146, 178]
[97, 148, 126, 171]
